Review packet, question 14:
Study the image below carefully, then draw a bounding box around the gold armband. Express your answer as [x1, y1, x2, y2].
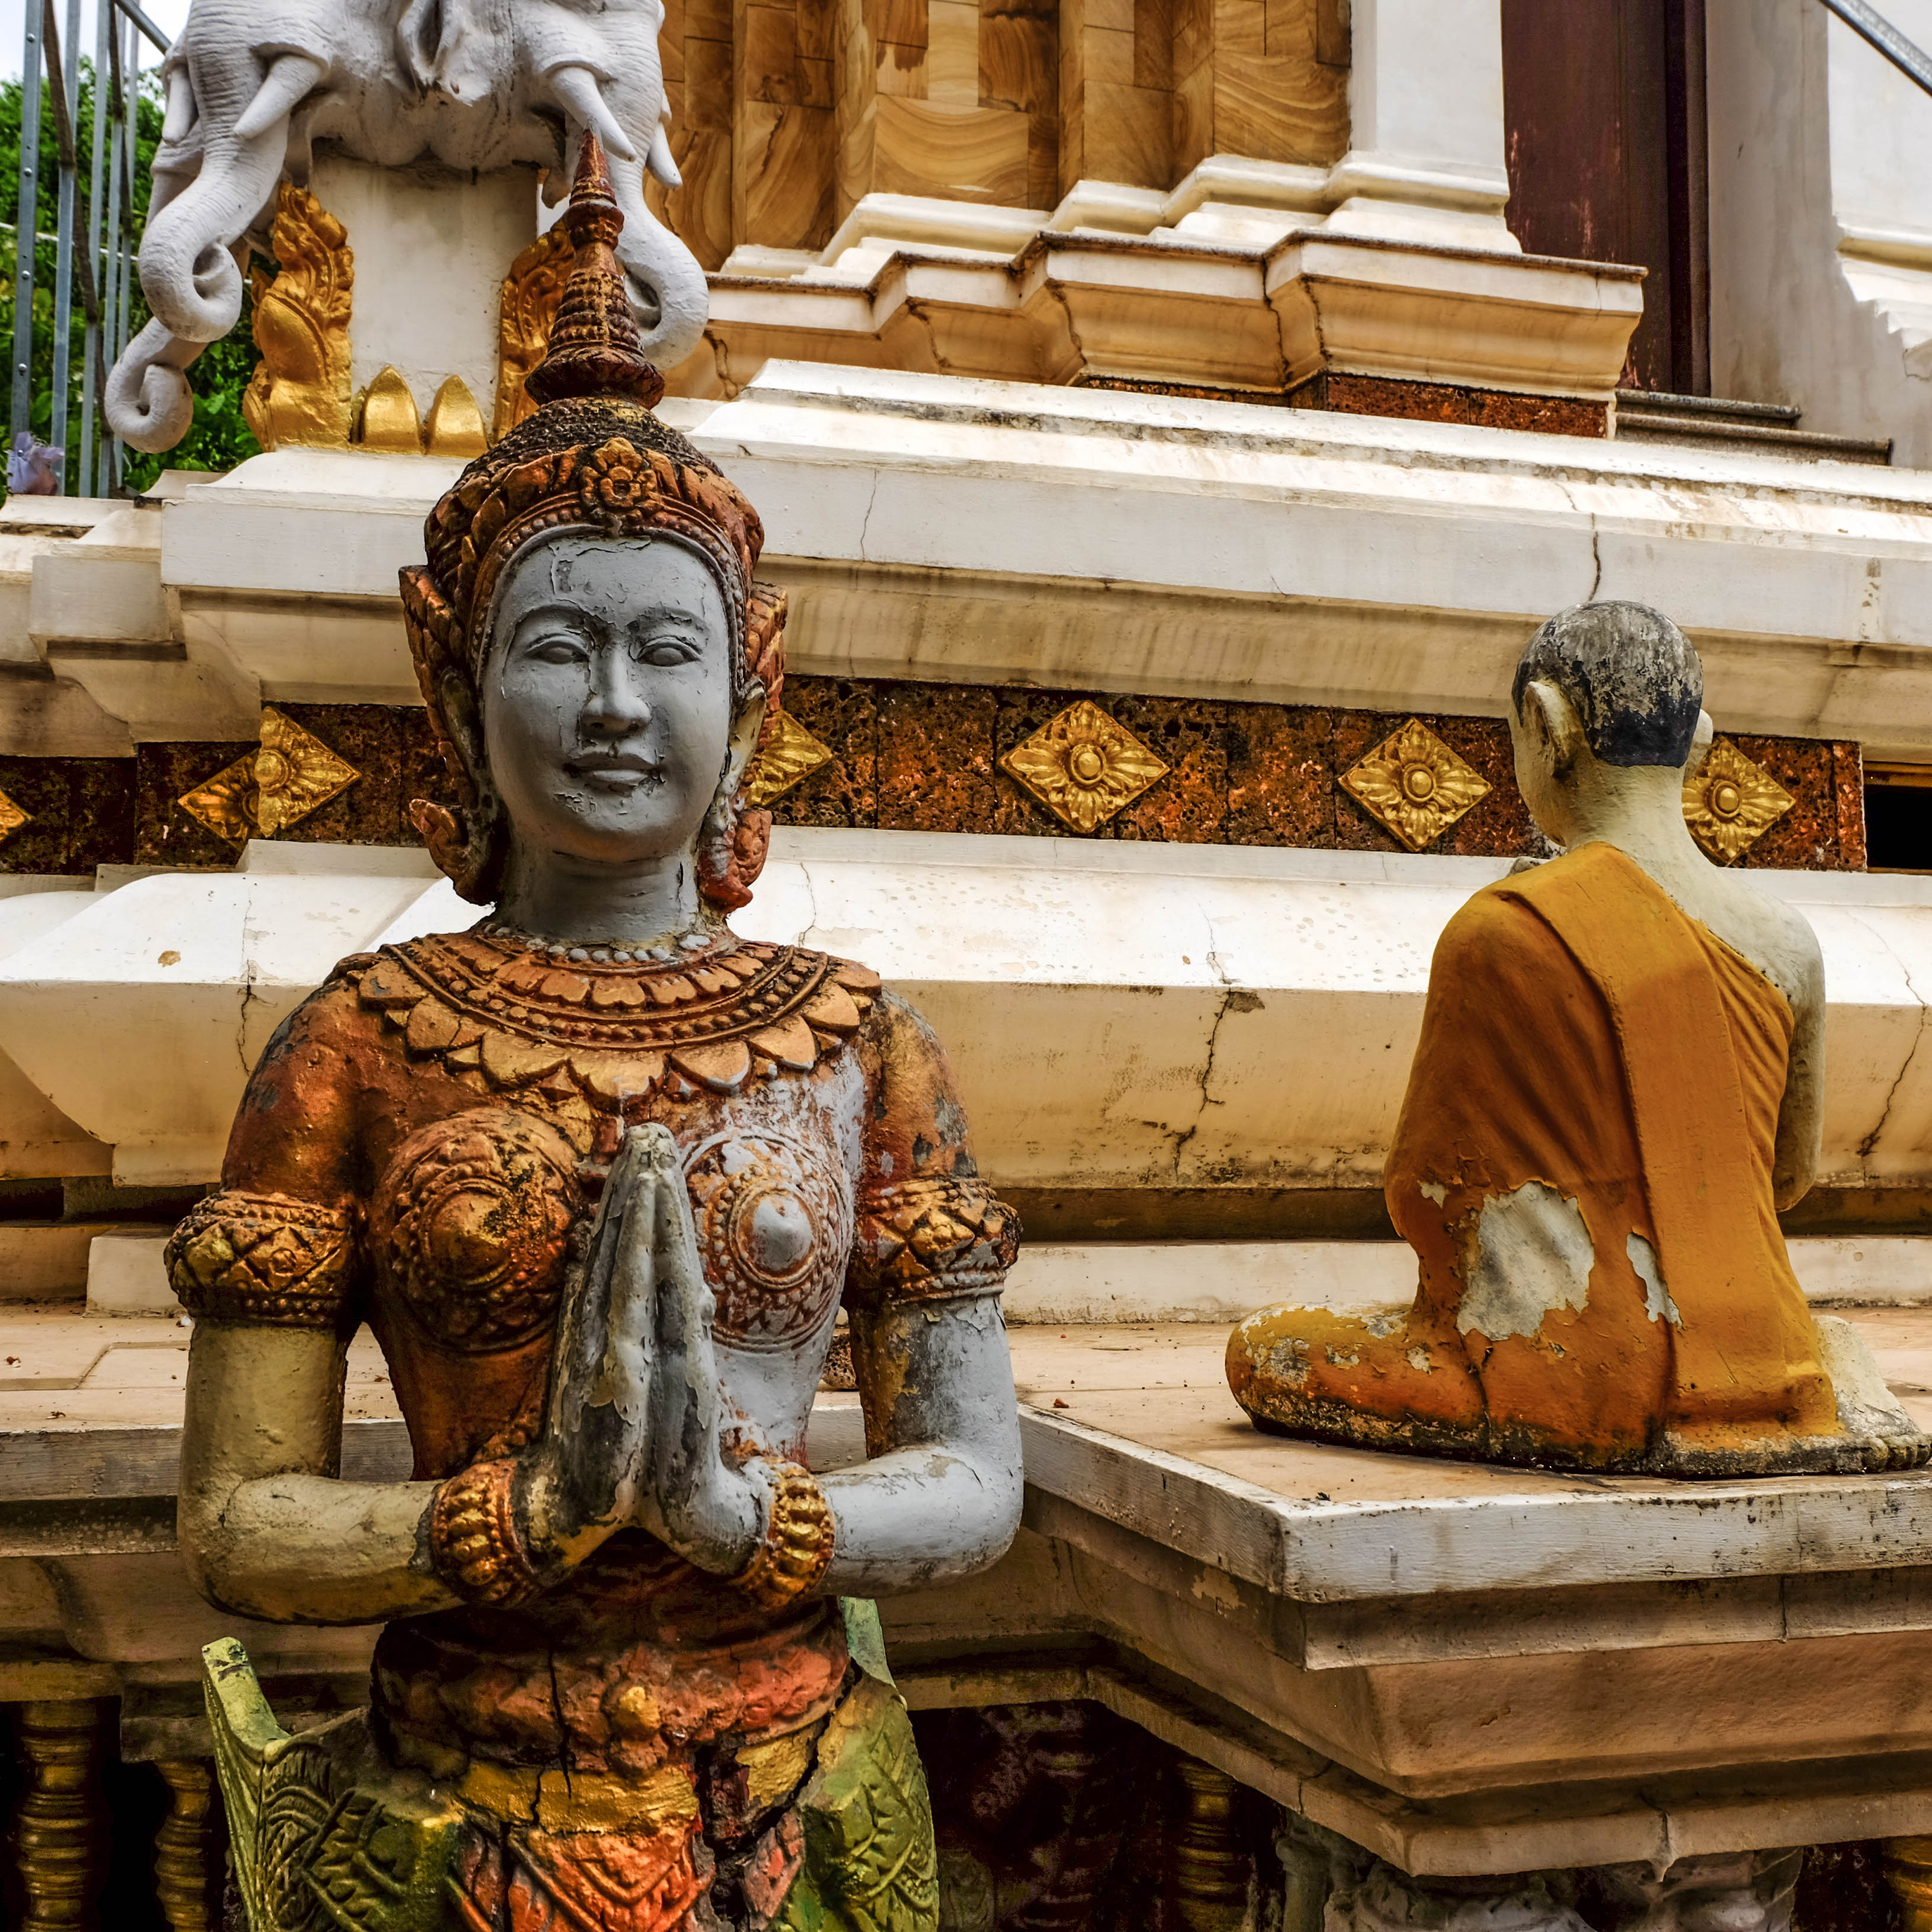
[734, 1461, 835, 1611]
[427, 1457, 546, 1609]
[848, 1177, 1018, 1310]
[166, 1190, 356, 1331]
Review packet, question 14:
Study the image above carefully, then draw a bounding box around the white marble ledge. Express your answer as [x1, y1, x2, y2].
[10, 1313, 1932, 1605]
[40, 1228, 1932, 1329]
[1, 831, 1927, 1195]
[124, 361, 1932, 749]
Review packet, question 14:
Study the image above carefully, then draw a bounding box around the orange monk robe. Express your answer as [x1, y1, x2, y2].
[1227, 842, 1838, 1469]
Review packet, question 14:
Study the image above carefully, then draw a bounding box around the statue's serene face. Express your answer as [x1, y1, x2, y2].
[483, 534, 736, 869]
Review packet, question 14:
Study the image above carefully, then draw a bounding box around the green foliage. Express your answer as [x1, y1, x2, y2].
[0, 58, 263, 497]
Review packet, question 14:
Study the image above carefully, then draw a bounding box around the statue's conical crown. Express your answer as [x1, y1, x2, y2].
[525, 132, 666, 410]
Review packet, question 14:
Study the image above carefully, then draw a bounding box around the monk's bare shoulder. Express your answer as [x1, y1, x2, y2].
[1709, 870, 1824, 1016]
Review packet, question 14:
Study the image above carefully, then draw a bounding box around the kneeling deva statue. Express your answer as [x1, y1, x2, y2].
[169, 139, 1021, 1932]
[1228, 601, 1927, 1476]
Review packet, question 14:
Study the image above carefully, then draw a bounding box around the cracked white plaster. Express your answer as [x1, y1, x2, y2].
[1852, 910, 1931, 1164]
[1627, 1232, 1680, 1326]
[1815, 1313, 1920, 1442]
[1168, 913, 1239, 1180]
[1419, 1179, 1448, 1204]
[1454, 1180, 1595, 1342]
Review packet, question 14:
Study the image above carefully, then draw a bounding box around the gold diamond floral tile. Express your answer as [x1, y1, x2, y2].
[179, 707, 360, 846]
[1000, 700, 1170, 835]
[746, 710, 834, 808]
[1683, 738, 1793, 863]
[1340, 719, 1492, 852]
[0, 785, 29, 847]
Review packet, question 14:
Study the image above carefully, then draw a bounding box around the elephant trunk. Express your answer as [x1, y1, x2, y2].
[104, 319, 208, 454]
[598, 148, 710, 375]
[138, 51, 323, 347]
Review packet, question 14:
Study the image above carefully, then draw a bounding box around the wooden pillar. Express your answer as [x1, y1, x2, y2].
[16, 1699, 113, 1932]
[155, 1760, 223, 1932]
[1167, 1757, 1250, 1932]
[1886, 1836, 1932, 1931]
[1170, 0, 1348, 182]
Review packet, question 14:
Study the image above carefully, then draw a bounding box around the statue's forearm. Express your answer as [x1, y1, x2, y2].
[818, 1439, 1023, 1595]
[179, 1472, 453, 1627]
[179, 1324, 460, 1625]
[828, 1296, 1023, 1595]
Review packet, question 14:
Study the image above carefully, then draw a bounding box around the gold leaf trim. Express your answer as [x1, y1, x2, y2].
[747, 710, 835, 807]
[1683, 738, 1795, 863]
[178, 707, 361, 846]
[355, 935, 882, 1113]
[0, 784, 33, 846]
[1000, 699, 1170, 834]
[1339, 719, 1492, 852]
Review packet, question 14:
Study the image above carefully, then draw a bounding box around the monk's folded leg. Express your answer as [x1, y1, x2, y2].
[1225, 1305, 1487, 1454]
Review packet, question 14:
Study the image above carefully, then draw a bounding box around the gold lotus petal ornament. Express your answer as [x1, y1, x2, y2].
[358, 366, 424, 453]
[1683, 738, 1794, 862]
[179, 709, 361, 846]
[746, 710, 835, 807]
[0, 785, 30, 845]
[423, 376, 490, 459]
[1000, 700, 1170, 834]
[1341, 719, 1492, 851]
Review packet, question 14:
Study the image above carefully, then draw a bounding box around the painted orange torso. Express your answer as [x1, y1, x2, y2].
[169, 925, 1015, 1783]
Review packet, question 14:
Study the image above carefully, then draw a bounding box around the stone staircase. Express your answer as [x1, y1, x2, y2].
[1614, 389, 1894, 464]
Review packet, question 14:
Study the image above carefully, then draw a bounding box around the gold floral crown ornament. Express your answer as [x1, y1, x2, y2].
[398, 131, 785, 911]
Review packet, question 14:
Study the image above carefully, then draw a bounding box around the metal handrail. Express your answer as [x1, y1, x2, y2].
[1821, 0, 1932, 98]
[6, 0, 152, 494]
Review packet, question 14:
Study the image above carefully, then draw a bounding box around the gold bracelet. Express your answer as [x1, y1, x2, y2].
[735, 1461, 836, 1610]
[427, 1457, 546, 1609]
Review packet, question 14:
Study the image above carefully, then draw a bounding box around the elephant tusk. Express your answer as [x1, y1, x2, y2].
[231, 51, 326, 145]
[549, 63, 640, 164]
[646, 122, 681, 191]
[160, 65, 197, 144]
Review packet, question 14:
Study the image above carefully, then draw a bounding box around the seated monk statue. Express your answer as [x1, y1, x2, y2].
[1227, 601, 1928, 1476]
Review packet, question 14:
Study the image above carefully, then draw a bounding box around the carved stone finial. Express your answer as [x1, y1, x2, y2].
[524, 131, 665, 411]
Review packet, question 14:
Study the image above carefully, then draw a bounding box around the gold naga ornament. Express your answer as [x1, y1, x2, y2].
[1340, 717, 1492, 851]
[243, 183, 355, 450]
[492, 225, 575, 439]
[1682, 736, 1795, 862]
[1001, 698, 1170, 833]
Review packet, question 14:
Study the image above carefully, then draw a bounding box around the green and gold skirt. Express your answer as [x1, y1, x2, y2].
[203, 1606, 936, 1932]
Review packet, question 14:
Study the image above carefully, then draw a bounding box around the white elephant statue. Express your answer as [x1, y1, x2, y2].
[105, 0, 704, 453]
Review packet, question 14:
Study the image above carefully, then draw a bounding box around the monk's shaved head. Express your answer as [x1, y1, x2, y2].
[1512, 601, 1703, 768]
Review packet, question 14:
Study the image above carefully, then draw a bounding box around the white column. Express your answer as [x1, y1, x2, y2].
[1323, 0, 1520, 253]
